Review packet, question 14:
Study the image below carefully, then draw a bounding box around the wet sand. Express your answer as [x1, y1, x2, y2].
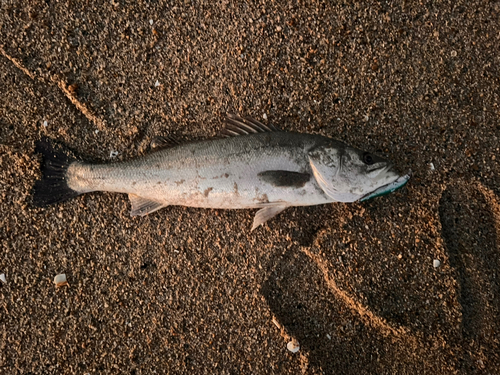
[1, 1, 499, 373]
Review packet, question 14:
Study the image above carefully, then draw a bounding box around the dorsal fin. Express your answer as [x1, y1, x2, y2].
[150, 135, 180, 150]
[222, 114, 280, 137]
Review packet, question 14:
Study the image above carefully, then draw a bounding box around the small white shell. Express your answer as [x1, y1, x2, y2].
[54, 273, 68, 287]
[433, 259, 441, 268]
[429, 162, 435, 171]
[43, 120, 48, 127]
[154, 80, 160, 87]
[110, 150, 119, 158]
[287, 339, 300, 353]
[0, 273, 6, 283]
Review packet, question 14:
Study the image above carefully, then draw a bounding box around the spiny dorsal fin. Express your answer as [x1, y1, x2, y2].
[222, 114, 280, 137]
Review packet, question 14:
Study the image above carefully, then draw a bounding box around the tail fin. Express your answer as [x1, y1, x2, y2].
[32, 137, 81, 207]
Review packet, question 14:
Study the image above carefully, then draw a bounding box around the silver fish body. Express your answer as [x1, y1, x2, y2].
[68, 132, 333, 209]
[33, 116, 410, 230]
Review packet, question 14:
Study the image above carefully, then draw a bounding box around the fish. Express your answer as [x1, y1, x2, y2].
[32, 114, 411, 230]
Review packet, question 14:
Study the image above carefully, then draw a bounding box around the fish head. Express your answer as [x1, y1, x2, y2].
[308, 140, 407, 202]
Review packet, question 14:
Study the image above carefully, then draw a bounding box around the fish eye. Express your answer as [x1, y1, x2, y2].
[363, 153, 374, 165]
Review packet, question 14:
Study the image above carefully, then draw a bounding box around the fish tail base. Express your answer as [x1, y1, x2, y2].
[32, 137, 81, 207]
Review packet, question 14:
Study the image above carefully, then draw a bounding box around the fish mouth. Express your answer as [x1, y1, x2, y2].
[359, 170, 412, 202]
[366, 162, 397, 180]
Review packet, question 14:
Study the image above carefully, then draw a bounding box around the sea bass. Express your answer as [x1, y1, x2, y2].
[33, 115, 410, 230]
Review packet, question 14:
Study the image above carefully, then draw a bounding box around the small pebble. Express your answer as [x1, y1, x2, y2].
[429, 162, 435, 171]
[0, 273, 6, 284]
[287, 339, 300, 353]
[154, 80, 160, 87]
[433, 259, 441, 268]
[43, 120, 48, 127]
[326, 334, 331, 340]
[149, 19, 154, 25]
[263, 113, 267, 120]
[54, 274, 68, 287]
[110, 151, 119, 158]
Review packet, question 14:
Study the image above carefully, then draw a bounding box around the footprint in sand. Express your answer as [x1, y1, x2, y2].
[262, 181, 500, 374]
[439, 181, 500, 373]
[261, 250, 455, 373]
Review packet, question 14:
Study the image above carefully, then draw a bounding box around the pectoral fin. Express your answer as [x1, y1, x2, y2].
[128, 194, 166, 216]
[252, 205, 288, 231]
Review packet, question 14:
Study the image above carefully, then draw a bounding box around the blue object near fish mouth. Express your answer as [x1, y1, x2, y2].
[359, 171, 412, 202]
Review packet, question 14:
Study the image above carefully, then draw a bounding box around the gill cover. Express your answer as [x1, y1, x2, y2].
[308, 141, 362, 202]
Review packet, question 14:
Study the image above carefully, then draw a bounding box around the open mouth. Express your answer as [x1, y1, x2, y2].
[359, 170, 412, 202]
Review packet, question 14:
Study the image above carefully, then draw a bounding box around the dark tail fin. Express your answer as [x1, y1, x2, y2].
[32, 137, 81, 207]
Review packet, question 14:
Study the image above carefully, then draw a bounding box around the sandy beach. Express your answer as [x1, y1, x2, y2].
[1, 1, 499, 373]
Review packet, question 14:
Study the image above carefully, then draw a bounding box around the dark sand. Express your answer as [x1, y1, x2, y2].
[1, 1, 499, 373]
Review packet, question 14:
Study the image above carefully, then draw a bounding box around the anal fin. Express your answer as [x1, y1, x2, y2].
[128, 194, 166, 216]
[252, 205, 288, 231]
